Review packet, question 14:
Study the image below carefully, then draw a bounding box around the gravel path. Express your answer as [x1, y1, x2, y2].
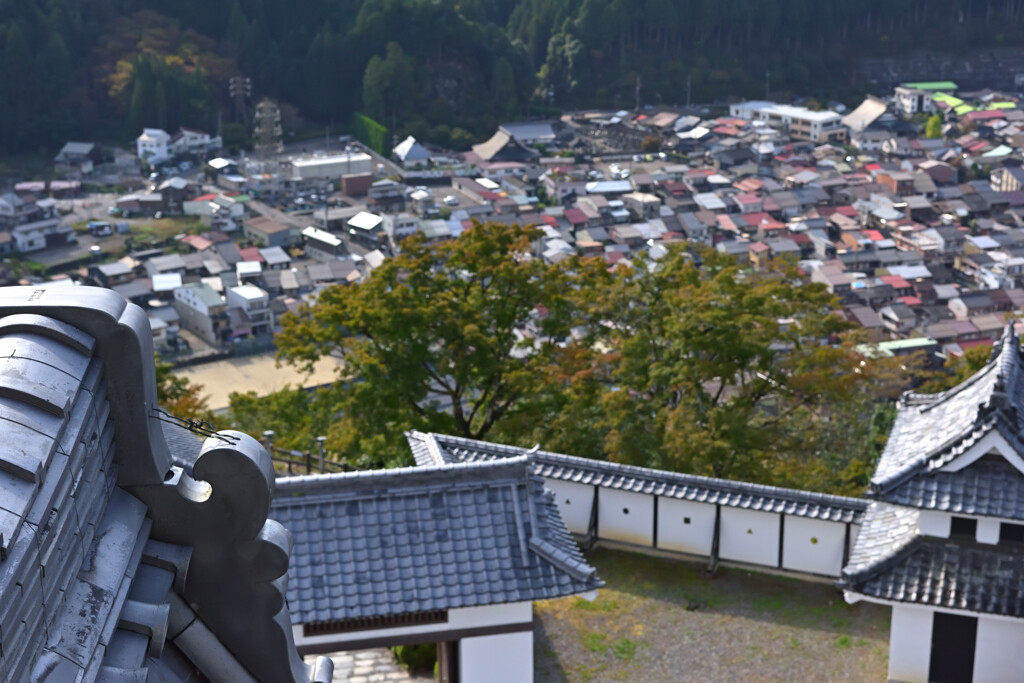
[534, 548, 889, 682]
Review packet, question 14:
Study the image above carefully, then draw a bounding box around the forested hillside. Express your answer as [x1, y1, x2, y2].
[4, 0, 1024, 155]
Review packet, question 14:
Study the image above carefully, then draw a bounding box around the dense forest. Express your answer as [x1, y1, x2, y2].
[5, 0, 1024, 155]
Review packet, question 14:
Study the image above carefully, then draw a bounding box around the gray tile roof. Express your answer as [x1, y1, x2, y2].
[407, 432, 868, 524]
[271, 456, 602, 625]
[871, 326, 1024, 495]
[843, 503, 1024, 617]
[0, 288, 331, 683]
[884, 458, 1024, 520]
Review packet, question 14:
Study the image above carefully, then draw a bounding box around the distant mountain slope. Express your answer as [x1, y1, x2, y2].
[3, 0, 1024, 155]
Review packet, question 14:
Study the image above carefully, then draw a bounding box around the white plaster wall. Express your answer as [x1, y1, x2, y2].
[544, 480, 595, 535]
[460, 631, 533, 683]
[976, 518, 1000, 545]
[918, 510, 951, 538]
[294, 601, 532, 651]
[974, 616, 1024, 683]
[888, 604, 933, 683]
[718, 508, 780, 567]
[597, 488, 655, 546]
[780, 516, 847, 577]
[656, 498, 716, 555]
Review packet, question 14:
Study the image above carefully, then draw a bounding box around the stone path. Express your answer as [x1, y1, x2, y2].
[305, 648, 435, 682]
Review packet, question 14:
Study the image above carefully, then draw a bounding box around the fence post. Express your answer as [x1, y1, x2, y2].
[316, 436, 327, 473]
[305, 450, 312, 475]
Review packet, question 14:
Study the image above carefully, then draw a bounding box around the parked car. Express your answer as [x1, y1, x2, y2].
[443, 195, 458, 206]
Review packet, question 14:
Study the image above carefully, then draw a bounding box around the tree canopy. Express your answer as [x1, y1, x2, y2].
[275, 222, 598, 467]
[274, 227, 917, 493]
[6, 0, 1024, 153]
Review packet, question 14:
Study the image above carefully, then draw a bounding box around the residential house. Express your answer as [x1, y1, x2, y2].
[0, 194, 72, 253]
[302, 226, 347, 263]
[244, 216, 296, 248]
[392, 136, 431, 169]
[382, 212, 419, 244]
[136, 128, 171, 163]
[227, 284, 272, 336]
[53, 141, 102, 175]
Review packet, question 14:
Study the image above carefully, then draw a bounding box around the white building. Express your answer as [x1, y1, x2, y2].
[169, 127, 222, 157]
[182, 192, 246, 231]
[382, 212, 419, 244]
[227, 284, 272, 336]
[136, 128, 171, 164]
[0, 194, 72, 253]
[136, 127, 222, 164]
[843, 328, 1024, 683]
[894, 86, 936, 117]
[284, 152, 373, 181]
[728, 101, 847, 143]
[173, 281, 230, 346]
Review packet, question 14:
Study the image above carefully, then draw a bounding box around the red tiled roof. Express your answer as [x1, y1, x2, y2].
[862, 229, 885, 241]
[239, 247, 264, 263]
[565, 209, 588, 225]
[717, 214, 739, 232]
[881, 274, 911, 289]
[180, 234, 213, 251]
[749, 241, 770, 253]
[900, 296, 923, 306]
[193, 193, 218, 202]
[965, 110, 1006, 122]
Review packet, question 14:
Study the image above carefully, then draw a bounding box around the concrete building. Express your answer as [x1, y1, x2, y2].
[227, 284, 272, 336]
[302, 226, 347, 263]
[173, 281, 230, 346]
[283, 152, 373, 182]
[244, 216, 296, 248]
[894, 86, 936, 117]
[136, 127, 171, 163]
[842, 328, 1024, 683]
[729, 101, 847, 144]
[382, 212, 419, 244]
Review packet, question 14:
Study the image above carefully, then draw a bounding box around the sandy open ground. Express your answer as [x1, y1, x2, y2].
[173, 352, 343, 409]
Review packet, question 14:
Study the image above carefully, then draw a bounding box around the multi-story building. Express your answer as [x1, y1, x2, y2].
[227, 284, 272, 336]
[729, 101, 847, 144]
[382, 212, 419, 244]
[173, 281, 230, 346]
[0, 193, 72, 253]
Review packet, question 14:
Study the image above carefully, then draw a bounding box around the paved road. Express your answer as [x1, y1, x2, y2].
[173, 351, 343, 410]
[246, 198, 308, 230]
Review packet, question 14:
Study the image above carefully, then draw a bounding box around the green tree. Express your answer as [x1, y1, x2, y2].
[925, 113, 943, 139]
[276, 222, 595, 467]
[919, 343, 993, 393]
[225, 385, 339, 455]
[557, 247, 914, 492]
